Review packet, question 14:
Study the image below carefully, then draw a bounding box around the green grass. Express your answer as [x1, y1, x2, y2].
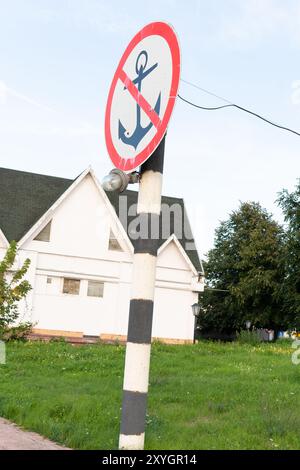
[0, 340, 299, 449]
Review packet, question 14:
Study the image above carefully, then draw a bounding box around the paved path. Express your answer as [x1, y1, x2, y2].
[0, 418, 70, 450]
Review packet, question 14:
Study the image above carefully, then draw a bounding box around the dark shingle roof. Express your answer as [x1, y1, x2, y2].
[107, 190, 201, 271]
[0, 168, 73, 242]
[0, 167, 201, 271]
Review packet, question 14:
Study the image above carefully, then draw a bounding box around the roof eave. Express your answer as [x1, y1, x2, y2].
[0, 228, 9, 248]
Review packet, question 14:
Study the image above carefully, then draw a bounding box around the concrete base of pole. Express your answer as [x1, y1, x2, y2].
[119, 432, 145, 450]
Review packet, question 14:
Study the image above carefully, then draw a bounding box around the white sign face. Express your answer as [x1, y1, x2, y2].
[105, 22, 180, 172]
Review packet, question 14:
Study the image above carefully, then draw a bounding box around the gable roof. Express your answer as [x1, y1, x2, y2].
[0, 167, 202, 272]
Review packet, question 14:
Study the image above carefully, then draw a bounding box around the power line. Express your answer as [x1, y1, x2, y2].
[180, 78, 232, 105]
[178, 95, 233, 111]
[179, 79, 300, 138]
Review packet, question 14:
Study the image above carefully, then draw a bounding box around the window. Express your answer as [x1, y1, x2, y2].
[63, 278, 80, 295]
[47, 277, 52, 284]
[34, 221, 52, 242]
[87, 280, 104, 298]
[108, 230, 122, 251]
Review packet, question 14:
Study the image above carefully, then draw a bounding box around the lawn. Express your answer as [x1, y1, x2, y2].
[0, 340, 299, 450]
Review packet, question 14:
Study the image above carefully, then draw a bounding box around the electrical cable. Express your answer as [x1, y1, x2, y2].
[178, 80, 300, 138]
[180, 78, 232, 105]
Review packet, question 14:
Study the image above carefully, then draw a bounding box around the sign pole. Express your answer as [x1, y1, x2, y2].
[103, 20, 180, 451]
[119, 136, 165, 450]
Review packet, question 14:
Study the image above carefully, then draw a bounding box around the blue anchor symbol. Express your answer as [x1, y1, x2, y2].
[118, 50, 161, 150]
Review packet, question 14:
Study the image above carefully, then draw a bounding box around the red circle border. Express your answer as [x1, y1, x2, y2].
[105, 22, 180, 172]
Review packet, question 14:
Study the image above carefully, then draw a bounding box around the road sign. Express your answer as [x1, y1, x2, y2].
[105, 22, 180, 172]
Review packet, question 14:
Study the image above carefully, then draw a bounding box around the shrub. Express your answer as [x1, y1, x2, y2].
[0, 322, 33, 341]
[236, 330, 262, 345]
[0, 241, 32, 341]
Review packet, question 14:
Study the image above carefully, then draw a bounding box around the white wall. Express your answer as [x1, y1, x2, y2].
[33, 274, 120, 336]
[28, 244, 198, 341]
[152, 287, 197, 340]
[157, 240, 189, 270]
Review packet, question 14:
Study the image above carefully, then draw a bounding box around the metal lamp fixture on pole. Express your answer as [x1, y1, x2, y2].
[191, 303, 201, 344]
[191, 303, 201, 318]
[102, 169, 140, 193]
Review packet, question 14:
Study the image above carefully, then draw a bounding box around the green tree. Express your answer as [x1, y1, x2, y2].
[0, 241, 32, 339]
[201, 202, 285, 334]
[277, 180, 300, 330]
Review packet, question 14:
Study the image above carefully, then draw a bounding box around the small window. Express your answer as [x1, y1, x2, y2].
[63, 278, 80, 295]
[108, 230, 122, 251]
[87, 280, 104, 298]
[34, 221, 52, 242]
[47, 277, 52, 284]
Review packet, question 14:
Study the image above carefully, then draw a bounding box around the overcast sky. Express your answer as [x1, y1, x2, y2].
[0, 0, 299, 257]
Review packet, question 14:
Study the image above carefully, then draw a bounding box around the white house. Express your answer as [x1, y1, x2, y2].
[0, 166, 204, 344]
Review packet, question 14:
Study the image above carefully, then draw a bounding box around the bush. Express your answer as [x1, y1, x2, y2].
[0, 322, 32, 341]
[236, 330, 262, 345]
[0, 241, 32, 341]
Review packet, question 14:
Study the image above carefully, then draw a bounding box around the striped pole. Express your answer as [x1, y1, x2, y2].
[119, 137, 165, 450]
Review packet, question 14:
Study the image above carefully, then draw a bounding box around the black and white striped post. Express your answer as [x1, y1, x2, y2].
[119, 136, 165, 450]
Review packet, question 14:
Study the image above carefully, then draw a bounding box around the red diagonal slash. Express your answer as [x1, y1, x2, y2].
[119, 69, 162, 129]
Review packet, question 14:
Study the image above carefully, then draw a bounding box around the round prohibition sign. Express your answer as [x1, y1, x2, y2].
[105, 22, 181, 172]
